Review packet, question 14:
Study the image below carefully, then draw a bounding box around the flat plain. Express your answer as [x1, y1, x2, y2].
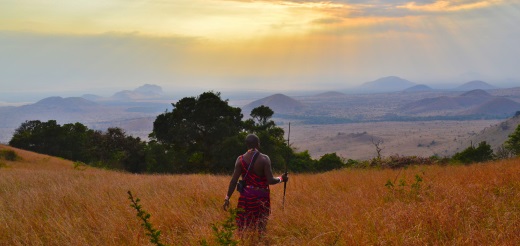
[282, 120, 502, 160]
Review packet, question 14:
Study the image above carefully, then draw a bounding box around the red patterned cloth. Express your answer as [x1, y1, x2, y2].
[236, 153, 270, 232]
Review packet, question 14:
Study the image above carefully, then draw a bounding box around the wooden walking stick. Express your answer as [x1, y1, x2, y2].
[283, 122, 290, 210]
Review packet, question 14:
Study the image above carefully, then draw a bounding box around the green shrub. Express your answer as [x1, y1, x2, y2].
[505, 124, 520, 156]
[127, 191, 168, 246]
[452, 141, 494, 164]
[201, 209, 239, 246]
[73, 161, 88, 170]
[385, 172, 426, 202]
[316, 153, 345, 171]
[0, 149, 19, 161]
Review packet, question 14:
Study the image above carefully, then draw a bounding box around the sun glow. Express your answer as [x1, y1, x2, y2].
[1, 0, 519, 92]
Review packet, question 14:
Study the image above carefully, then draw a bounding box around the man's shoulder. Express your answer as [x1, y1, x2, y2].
[259, 153, 270, 161]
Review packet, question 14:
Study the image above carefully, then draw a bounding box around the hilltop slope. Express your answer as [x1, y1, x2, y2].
[241, 93, 305, 115]
[357, 76, 416, 93]
[0, 144, 74, 170]
[455, 80, 497, 91]
[1, 144, 519, 245]
[400, 89, 520, 117]
[448, 114, 520, 154]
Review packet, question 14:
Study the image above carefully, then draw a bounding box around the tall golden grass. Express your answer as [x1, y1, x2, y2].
[1, 144, 519, 245]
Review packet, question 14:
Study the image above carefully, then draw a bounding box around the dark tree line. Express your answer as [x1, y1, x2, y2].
[9, 120, 146, 172]
[9, 92, 345, 173]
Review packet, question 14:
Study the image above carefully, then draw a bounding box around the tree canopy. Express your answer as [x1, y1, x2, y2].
[505, 124, 520, 156]
[9, 120, 146, 173]
[150, 91, 244, 172]
[452, 141, 494, 164]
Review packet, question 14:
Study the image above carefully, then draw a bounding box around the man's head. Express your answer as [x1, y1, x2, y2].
[245, 134, 260, 149]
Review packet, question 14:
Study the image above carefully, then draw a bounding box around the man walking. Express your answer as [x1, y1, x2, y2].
[223, 134, 289, 233]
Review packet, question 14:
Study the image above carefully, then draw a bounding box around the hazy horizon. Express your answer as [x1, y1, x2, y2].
[2, 0, 520, 102]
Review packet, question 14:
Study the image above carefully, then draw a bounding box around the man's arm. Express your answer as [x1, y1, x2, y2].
[223, 157, 242, 211]
[263, 155, 287, 185]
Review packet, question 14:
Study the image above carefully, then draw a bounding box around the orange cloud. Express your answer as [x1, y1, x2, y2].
[397, 0, 502, 12]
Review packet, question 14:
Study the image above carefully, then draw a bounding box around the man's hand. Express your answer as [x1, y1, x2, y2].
[223, 199, 230, 211]
[282, 172, 289, 182]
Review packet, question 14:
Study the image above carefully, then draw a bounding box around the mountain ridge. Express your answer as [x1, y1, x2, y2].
[400, 89, 520, 117]
[357, 76, 416, 93]
[241, 93, 304, 115]
[455, 80, 497, 91]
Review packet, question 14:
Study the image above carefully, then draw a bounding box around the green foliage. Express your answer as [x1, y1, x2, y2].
[385, 172, 425, 201]
[345, 159, 359, 168]
[316, 153, 345, 172]
[88, 128, 146, 172]
[144, 141, 176, 173]
[505, 124, 520, 156]
[150, 91, 244, 172]
[452, 141, 495, 164]
[201, 209, 239, 246]
[127, 191, 168, 246]
[73, 161, 88, 171]
[289, 150, 317, 172]
[0, 149, 19, 161]
[9, 120, 147, 173]
[250, 105, 275, 129]
[495, 144, 513, 160]
[9, 120, 63, 156]
[380, 155, 438, 169]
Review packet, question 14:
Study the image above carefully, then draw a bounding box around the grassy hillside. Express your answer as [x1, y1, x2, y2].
[1, 144, 519, 245]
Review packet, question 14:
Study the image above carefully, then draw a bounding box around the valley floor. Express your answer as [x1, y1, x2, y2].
[282, 120, 502, 160]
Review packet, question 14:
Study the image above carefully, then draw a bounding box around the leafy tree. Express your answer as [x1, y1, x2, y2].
[12, 121, 65, 157]
[452, 141, 494, 164]
[505, 124, 520, 156]
[250, 105, 275, 129]
[89, 127, 146, 173]
[144, 141, 176, 173]
[289, 150, 316, 172]
[316, 153, 345, 172]
[150, 91, 243, 172]
[59, 122, 93, 161]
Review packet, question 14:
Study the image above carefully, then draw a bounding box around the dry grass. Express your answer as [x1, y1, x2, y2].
[1, 144, 519, 245]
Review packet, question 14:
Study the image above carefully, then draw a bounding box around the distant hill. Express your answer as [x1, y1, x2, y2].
[241, 93, 304, 115]
[357, 76, 416, 93]
[81, 94, 103, 101]
[448, 114, 520, 155]
[112, 84, 164, 100]
[400, 89, 520, 117]
[0, 97, 106, 127]
[460, 89, 492, 97]
[314, 91, 346, 97]
[134, 84, 163, 95]
[455, 80, 497, 91]
[31, 96, 99, 111]
[465, 98, 520, 116]
[0, 95, 168, 143]
[403, 84, 434, 92]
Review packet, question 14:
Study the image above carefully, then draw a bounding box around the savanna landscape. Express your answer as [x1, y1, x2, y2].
[3, 1, 520, 245]
[1, 142, 519, 245]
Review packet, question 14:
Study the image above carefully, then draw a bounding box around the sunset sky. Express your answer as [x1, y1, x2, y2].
[1, 0, 519, 99]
